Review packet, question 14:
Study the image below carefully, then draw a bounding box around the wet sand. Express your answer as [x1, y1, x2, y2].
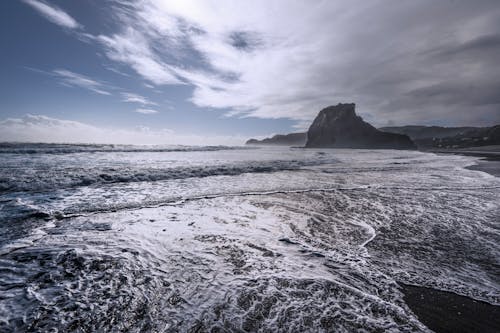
[426, 146, 500, 177]
[467, 160, 500, 177]
[400, 284, 500, 333]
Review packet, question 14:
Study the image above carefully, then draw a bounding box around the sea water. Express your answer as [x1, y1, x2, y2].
[0, 143, 498, 332]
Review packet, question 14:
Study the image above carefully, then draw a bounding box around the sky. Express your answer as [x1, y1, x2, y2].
[0, 0, 499, 145]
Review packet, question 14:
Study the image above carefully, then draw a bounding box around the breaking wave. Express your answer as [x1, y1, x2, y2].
[0, 142, 249, 154]
[0, 158, 336, 193]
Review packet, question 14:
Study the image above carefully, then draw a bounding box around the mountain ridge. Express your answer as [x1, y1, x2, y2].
[245, 132, 306, 146]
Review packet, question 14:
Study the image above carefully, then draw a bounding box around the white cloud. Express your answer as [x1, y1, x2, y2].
[97, 28, 183, 85]
[98, 0, 500, 126]
[0, 115, 244, 145]
[121, 92, 157, 105]
[23, 0, 81, 29]
[53, 69, 111, 95]
[135, 108, 159, 114]
[23, 0, 500, 127]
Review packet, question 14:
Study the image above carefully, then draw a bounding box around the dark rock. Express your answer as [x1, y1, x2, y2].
[278, 237, 299, 245]
[305, 103, 416, 149]
[245, 132, 306, 146]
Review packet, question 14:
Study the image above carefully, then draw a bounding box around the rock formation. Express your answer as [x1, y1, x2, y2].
[305, 103, 416, 149]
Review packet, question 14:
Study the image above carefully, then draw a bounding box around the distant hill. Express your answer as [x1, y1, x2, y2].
[381, 125, 500, 148]
[416, 125, 500, 149]
[245, 132, 306, 146]
[379, 125, 479, 140]
[305, 103, 416, 149]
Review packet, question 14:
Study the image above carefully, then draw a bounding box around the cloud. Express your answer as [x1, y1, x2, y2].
[23, 0, 81, 29]
[53, 69, 111, 95]
[25, 0, 500, 127]
[134, 108, 159, 114]
[95, 0, 500, 126]
[97, 28, 183, 85]
[121, 92, 157, 105]
[0, 115, 244, 145]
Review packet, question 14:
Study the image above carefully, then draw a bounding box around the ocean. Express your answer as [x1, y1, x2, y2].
[0, 143, 498, 332]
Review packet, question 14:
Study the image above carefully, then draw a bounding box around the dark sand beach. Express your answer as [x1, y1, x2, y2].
[400, 284, 500, 333]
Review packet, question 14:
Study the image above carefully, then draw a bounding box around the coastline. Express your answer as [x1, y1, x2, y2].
[425, 146, 500, 177]
[467, 160, 500, 177]
[402, 145, 500, 332]
[400, 283, 500, 333]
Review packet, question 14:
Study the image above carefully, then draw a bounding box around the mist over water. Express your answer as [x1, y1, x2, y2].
[0, 144, 499, 332]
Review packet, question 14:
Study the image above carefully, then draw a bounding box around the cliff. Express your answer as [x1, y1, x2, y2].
[305, 103, 416, 149]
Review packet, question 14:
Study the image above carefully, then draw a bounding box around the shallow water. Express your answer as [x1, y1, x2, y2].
[0, 144, 498, 332]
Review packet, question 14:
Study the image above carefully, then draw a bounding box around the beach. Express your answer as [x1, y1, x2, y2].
[427, 145, 500, 177]
[401, 284, 500, 333]
[398, 146, 500, 333]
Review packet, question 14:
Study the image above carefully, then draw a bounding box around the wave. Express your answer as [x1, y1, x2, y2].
[6, 181, 499, 230]
[0, 142, 249, 154]
[0, 158, 336, 193]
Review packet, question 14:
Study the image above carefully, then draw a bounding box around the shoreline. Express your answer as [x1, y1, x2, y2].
[400, 283, 500, 333]
[424, 147, 500, 177]
[466, 160, 500, 177]
[403, 146, 500, 332]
